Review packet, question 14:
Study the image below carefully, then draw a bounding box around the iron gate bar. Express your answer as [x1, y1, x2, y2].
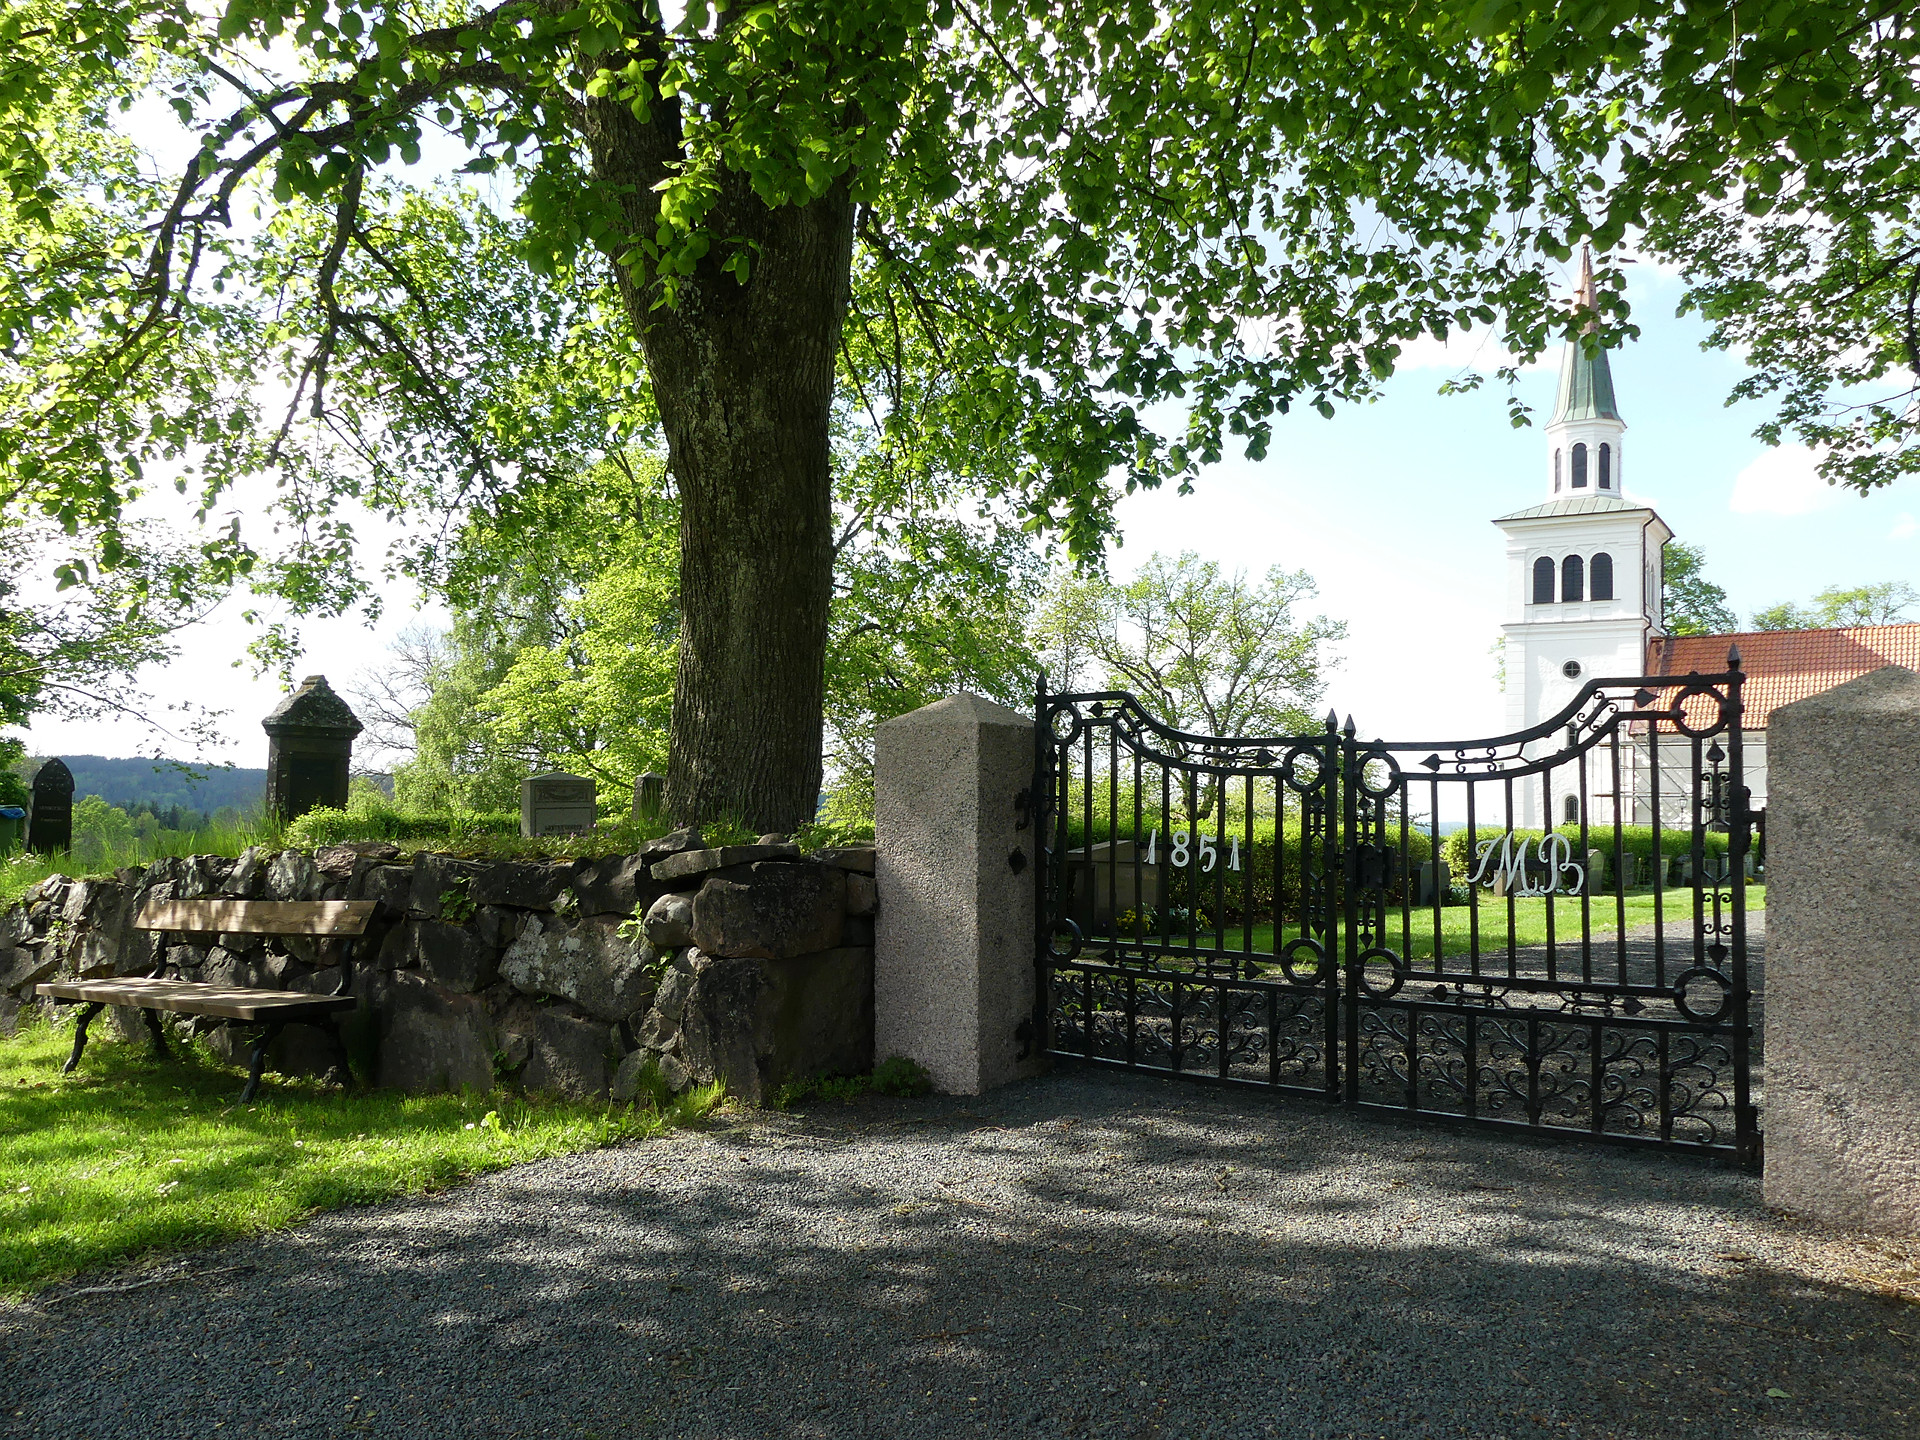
[1034, 655, 1760, 1167]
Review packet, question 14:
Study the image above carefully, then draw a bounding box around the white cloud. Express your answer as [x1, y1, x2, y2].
[1728, 444, 1842, 516]
[1892, 513, 1917, 541]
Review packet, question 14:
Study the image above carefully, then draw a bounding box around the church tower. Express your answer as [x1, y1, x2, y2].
[1494, 251, 1671, 828]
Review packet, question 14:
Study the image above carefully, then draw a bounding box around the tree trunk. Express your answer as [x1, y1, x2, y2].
[583, 87, 856, 833]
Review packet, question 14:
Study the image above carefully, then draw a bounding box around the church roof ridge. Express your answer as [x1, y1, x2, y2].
[1495, 493, 1648, 523]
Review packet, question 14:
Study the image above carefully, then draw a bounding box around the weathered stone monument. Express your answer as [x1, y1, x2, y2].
[1766, 664, 1920, 1235]
[632, 771, 666, 823]
[26, 758, 73, 853]
[874, 693, 1045, 1095]
[522, 771, 597, 837]
[263, 676, 363, 821]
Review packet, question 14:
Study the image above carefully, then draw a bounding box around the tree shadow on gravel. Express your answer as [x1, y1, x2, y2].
[0, 1066, 1912, 1440]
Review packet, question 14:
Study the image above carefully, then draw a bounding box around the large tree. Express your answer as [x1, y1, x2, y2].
[7, 1, 1918, 828]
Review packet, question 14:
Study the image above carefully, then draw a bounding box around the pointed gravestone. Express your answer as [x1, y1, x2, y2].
[26, 758, 74, 853]
[263, 675, 363, 821]
[631, 771, 666, 824]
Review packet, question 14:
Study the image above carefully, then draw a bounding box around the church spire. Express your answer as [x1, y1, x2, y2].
[1544, 247, 1626, 497]
[1550, 248, 1622, 425]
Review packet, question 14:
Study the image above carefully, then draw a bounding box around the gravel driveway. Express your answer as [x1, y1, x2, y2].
[3, 1066, 1913, 1440]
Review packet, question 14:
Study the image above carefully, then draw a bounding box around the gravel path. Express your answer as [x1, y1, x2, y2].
[3, 1065, 1914, 1440]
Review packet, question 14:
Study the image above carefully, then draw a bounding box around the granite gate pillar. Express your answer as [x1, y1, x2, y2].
[874, 694, 1046, 1095]
[1765, 664, 1920, 1234]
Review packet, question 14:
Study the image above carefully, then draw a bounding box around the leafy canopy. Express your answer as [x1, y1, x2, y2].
[11, 0, 1919, 614]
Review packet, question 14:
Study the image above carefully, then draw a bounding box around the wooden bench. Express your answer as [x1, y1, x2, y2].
[36, 898, 374, 1102]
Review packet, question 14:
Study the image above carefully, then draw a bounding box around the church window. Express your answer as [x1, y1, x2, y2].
[1562, 553, 1585, 602]
[1554, 449, 1562, 490]
[1561, 660, 1583, 679]
[1564, 794, 1581, 824]
[1571, 443, 1589, 488]
[1590, 552, 1614, 600]
[1532, 556, 1555, 604]
[1598, 443, 1612, 489]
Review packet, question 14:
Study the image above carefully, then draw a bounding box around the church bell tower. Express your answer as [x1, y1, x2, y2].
[1494, 251, 1671, 828]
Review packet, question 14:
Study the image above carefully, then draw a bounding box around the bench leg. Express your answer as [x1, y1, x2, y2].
[141, 1008, 172, 1060]
[321, 1017, 355, 1089]
[238, 1023, 284, 1105]
[63, 1002, 104, 1074]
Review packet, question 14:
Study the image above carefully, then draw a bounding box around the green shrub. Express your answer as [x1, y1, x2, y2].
[1053, 801, 1435, 923]
[871, 1055, 934, 1097]
[774, 1055, 935, 1109]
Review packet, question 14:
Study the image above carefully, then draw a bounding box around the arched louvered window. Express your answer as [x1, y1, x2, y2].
[1590, 552, 1614, 601]
[1532, 556, 1555, 604]
[1564, 794, 1581, 824]
[1562, 553, 1585, 602]
[1598, 443, 1612, 489]
[1571, 443, 1589, 488]
[1554, 449, 1562, 490]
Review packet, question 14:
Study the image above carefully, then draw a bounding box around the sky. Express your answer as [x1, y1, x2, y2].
[22, 259, 1916, 769]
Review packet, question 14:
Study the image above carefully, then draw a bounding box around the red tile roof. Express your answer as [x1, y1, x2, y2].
[1647, 624, 1920, 729]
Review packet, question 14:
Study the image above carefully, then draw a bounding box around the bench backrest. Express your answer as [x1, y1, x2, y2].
[135, 899, 376, 937]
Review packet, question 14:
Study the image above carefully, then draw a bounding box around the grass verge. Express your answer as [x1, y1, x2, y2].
[0, 1014, 720, 1296]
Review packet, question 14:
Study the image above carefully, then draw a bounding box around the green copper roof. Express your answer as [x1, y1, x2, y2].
[1551, 333, 1621, 424]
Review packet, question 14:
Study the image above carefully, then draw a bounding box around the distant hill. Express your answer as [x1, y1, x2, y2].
[36, 756, 267, 815]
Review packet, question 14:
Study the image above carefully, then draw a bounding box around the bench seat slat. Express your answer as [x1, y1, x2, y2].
[135, 899, 375, 937]
[35, 978, 356, 1023]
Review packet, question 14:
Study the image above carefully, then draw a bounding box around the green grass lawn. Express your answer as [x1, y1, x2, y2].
[1100, 885, 1767, 963]
[0, 1016, 720, 1295]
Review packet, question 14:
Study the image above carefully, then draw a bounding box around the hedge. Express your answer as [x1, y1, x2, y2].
[1440, 824, 1732, 886]
[1052, 810, 1434, 925]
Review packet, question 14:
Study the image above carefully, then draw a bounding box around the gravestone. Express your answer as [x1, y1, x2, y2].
[522, 772, 597, 837]
[262, 676, 363, 821]
[1063, 838, 1163, 934]
[26, 758, 74, 853]
[632, 771, 666, 823]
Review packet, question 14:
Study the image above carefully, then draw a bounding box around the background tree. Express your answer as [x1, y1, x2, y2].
[1661, 542, 1738, 637]
[1751, 581, 1919, 632]
[365, 440, 1038, 822]
[0, 517, 227, 747]
[1036, 552, 1343, 819]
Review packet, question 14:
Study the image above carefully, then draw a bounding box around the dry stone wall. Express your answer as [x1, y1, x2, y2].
[0, 831, 877, 1105]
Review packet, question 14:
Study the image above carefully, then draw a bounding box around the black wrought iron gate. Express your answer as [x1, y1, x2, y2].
[1033, 654, 1759, 1166]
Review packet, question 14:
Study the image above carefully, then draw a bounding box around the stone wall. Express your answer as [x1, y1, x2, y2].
[0, 832, 877, 1105]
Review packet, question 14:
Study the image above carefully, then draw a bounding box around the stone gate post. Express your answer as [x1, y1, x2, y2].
[1765, 664, 1920, 1234]
[874, 694, 1046, 1095]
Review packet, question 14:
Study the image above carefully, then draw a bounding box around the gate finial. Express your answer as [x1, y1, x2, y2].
[1726, 643, 1742, 670]
[1342, 714, 1357, 738]
[1324, 709, 1338, 732]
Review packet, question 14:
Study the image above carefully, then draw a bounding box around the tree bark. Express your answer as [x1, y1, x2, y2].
[582, 89, 855, 833]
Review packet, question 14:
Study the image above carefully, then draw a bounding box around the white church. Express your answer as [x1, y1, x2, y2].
[1493, 254, 1920, 830]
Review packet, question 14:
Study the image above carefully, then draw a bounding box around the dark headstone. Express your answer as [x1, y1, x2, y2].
[262, 675, 362, 821]
[632, 771, 666, 823]
[27, 759, 73, 853]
